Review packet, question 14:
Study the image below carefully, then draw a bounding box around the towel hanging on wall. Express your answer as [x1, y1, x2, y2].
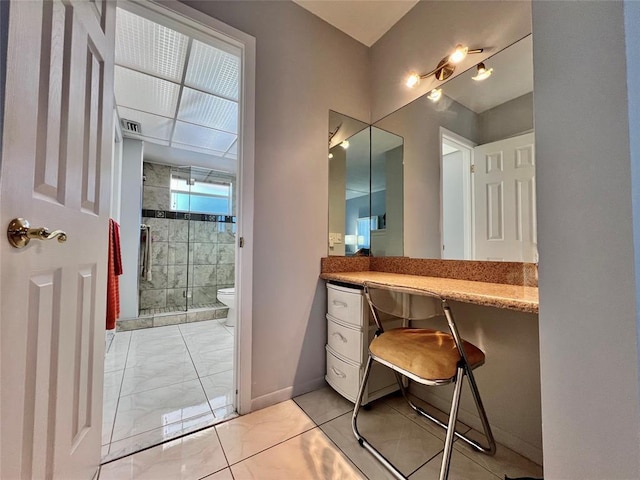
[106, 218, 123, 330]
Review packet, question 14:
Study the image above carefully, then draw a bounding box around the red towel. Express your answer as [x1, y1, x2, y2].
[112, 220, 123, 276]
[106, 219, 123, 330]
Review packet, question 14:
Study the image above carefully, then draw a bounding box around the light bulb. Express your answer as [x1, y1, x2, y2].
[449, 44, 468, 64]
[328, 153, 334, 159]
[472, 63, 493, 81]
[340, 140, 350, 149]
[427, 88, 442, 102]
[406, 72, 421, 88]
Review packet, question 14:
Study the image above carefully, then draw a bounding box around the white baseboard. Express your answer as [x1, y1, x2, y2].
[250, 376, 326, 412]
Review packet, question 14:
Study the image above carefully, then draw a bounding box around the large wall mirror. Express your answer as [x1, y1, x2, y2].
[328, 35, 533, 262]
[375, 34, 534, 262]
[328, 111, 404, 257]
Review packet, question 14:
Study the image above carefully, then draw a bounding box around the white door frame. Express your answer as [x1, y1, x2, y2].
[128, 0, 256, 415]
[439, 127, 475, 260]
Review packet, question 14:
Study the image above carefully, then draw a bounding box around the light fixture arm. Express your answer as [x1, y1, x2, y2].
[416, 47, 484, 81]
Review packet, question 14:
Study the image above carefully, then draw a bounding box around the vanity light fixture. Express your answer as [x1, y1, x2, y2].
[449, 44, 470, 64]
[472, 62, 493, 81]
[427, 88, 442, 102]
[340, 140, 350, 149]
[405, 43, 484, 88]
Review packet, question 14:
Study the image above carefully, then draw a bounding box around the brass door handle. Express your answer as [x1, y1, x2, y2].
[7, 217, 67, 249]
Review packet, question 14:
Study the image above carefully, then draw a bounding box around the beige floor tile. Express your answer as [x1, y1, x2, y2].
[410, 451, 501, 480]
[215, 399, 316, 464]
[294, 385, 354, 425]
[202, 468, 234, 480]
[321, 402, 444, 479]
[454, 428, 543, 479]
[99, 427, 227, 480]
[383, 393, 472, 441]
[231, 428, 366, 480]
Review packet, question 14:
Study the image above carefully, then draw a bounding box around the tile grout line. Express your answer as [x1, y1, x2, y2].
[104, 331, 134, 455]
[104, 322, 229, 462]
[289, 399, 376, 480]
[179, 321, 217, 419]
[219, 402, 319, 469]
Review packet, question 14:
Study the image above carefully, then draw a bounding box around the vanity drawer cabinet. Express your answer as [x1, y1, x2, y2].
[325, 283, 402, 405]
[327, 283, 364, 327]
[325, 346, 361, 401]
[327, 314, 363, 362]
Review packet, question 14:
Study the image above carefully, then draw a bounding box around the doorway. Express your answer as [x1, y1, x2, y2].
[102, 1, 252, 462]
[440, 128, 475, 259]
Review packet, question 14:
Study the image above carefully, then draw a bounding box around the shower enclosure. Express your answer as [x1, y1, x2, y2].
[136, 162, 236, 326]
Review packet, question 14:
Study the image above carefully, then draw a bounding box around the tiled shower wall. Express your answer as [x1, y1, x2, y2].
[140, 162, 236, 311]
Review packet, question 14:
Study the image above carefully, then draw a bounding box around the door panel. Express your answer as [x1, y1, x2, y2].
[1, 1, 115, 478]
[474, 132, 536, 261]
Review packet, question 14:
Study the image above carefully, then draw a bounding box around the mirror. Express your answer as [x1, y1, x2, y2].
[328, 111, 404, 256]
[374, 35, 534, 261]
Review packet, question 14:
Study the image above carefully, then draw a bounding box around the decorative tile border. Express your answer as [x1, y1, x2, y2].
[142, 209, 236, 223]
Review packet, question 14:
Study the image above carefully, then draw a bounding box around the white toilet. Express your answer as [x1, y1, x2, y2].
[217, 287, 235, 327]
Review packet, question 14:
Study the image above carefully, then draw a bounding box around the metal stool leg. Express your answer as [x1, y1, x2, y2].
[352, 355, 406, 480]
[463, 365, 496, 455]
[439, 366, 465, 480]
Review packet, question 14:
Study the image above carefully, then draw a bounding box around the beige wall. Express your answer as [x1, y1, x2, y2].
[179, 0, 370, 404]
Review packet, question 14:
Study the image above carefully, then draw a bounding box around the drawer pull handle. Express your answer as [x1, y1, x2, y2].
[331, 366, 346, 378]
[332, 300, 348, 308]
[331, 331, 347, 343]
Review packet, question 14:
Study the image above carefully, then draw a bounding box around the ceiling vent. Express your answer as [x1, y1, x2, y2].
[120, 118, 142, 135]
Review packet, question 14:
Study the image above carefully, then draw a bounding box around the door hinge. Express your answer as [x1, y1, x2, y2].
[470, 164, 475, 173]
[239, 236, 245, 248]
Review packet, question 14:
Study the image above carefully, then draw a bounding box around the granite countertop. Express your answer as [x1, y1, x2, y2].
[320, 271, 539, 313]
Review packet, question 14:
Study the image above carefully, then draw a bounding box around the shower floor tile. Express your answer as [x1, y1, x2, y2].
[102, 319, 236, 462]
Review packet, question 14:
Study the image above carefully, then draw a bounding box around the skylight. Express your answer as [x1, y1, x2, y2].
[114, 7, 240, 161]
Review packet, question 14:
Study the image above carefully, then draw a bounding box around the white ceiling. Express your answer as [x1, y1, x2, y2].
[292, 0, 419, 46]
[114, 7, 241, 172]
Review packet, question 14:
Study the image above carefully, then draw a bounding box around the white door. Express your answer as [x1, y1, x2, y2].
[473, 132, 536, 262]
[1, 1, 115, 478]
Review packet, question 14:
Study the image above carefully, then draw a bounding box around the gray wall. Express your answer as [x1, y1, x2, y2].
[478, 92, 533, 145]
[375, 97, 479, 259]
[533, 2, 640, 478]
[625, 5, 640, 461]
[120, 139, 144, 320]
[180, 0, 371, 403]
[328, 147, 346, 256]
[383, 146, 403, 256]
[442, 151, 465, 258]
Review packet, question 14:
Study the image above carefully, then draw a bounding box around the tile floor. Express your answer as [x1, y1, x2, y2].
[99, 385, 543, 479]
[102, 319, 236, 462]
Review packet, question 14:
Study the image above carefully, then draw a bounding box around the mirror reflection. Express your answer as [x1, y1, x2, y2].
[328, 111, 404, 256]
[375, 34, 535, 262]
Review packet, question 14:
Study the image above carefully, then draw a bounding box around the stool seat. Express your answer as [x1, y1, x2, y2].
[370, 328, 485, 382]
